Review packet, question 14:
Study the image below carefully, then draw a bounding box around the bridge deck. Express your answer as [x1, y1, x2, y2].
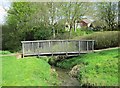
[21, 40, 95, 57]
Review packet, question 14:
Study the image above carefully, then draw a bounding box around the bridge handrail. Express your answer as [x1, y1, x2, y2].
[21, 40, 95, 57]
[21, 40, 95, 43]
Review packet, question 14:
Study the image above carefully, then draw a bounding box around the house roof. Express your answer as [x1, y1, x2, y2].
[81, 19, 94, 24]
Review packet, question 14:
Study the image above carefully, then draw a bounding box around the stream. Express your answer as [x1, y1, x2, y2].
[52, 66, 80, 86]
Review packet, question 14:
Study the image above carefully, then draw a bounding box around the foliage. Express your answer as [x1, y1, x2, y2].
[0, 51, 11, 55]
[53, 32, 71, 39]
[2, 54, 59, 86]
[2, 2, 37, 51]
[2, 2, 119, 51]
[75, 31, 119, 49]
[95, 2, 118, 30]
[71, 28, 93, 37]
[57, 49, 118, 86]
[2, 25, 21, 52]
[34, 26, 52, 40]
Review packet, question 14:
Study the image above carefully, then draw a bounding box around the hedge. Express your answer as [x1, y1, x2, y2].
[77, 31, 119, 49]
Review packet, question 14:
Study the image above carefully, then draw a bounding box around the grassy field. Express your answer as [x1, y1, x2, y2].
[1, 51, 59, 86]
[57, 48, 118, 86]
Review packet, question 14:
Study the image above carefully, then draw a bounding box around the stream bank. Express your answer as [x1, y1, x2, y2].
[51, 66, 80, 86]
[47, 55, 81, 86]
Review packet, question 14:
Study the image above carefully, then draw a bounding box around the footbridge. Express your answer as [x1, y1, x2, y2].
[21, 40, 95, 57]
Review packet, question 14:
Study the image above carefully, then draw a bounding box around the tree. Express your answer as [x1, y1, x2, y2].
[3, 2, 106, 51]
[96, 2, 118, 30]
[3, 2, 36, 51]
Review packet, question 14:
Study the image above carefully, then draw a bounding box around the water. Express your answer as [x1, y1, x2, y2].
[52, 66, 80, 86]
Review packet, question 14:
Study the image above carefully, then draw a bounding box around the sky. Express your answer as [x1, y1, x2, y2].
[0, 0, 118, 24]
[0, 0, 11, 24]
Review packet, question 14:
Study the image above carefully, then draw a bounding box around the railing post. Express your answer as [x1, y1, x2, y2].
[48, 41, 51, 53]
[92, 40, 94, 51]
[22, 43, 24, 58]
[37, 42, 39, 56]
[64, 41, 65, 53]
[66, 41, 68, 56]
[51, 41, 53, 56]
[87, 41, 89, 52]
[31, 42, 34, 54]
[79, 41, 81, 55]
[61, 41, 63, 53]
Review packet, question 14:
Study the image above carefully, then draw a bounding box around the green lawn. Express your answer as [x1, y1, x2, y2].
[57, 48, 118, 86]
[1, 52, 59, 86]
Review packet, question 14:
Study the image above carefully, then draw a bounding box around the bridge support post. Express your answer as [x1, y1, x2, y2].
[66, 41, 68, 56]
[92, 40, 94, 51]
[37, 42, 39, 55]
[37, 42, 40, 57]
[22, 43, 24, 58]
[32, 42, 34, 54]
[51, 41, 54, 56]
[87, 41, 89, 52]
[79, 41, 81, 55]
[48, 41, 51, 55]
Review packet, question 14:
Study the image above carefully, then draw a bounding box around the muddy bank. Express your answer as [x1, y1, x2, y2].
[51, 66, 80, 86]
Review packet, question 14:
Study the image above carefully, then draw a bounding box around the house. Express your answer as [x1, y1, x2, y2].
[76, 19, 94, 28]
[65, 19, 94, 31]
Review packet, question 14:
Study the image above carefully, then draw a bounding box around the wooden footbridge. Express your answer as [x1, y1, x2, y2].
[21, 40, 95, 57]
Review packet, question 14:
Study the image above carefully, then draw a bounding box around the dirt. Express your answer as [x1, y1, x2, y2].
[52, 66, 80, 86]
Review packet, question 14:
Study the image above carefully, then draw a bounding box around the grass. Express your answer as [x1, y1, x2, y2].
[1, 52, 59, 86]
[0, 51, 11, 55]
[56, 48, 118, 86]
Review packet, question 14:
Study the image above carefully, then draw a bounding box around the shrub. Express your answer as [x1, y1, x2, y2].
[79, 31, 119, 49]
[34, 26, 52, 40]
[2, 31, 22, 52]
[0, 51, 11, 55]
[71, 28, 93, 37]
[53, 32, 71, 39]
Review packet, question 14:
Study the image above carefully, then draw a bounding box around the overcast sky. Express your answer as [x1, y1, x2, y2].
[0, 0, 118, 24]
[0, 0, 11, 24]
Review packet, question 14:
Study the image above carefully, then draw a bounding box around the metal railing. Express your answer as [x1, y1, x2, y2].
[21, 40, 95, 57]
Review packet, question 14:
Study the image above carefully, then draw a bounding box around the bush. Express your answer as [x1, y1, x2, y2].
[78, 31, 119, 49]
[34, 26, 52, 40]
[71, 28, 93, 38]
[2, 31, 21, 52]
[53, 32, 71, 39]
[0, 51, 11, 55]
